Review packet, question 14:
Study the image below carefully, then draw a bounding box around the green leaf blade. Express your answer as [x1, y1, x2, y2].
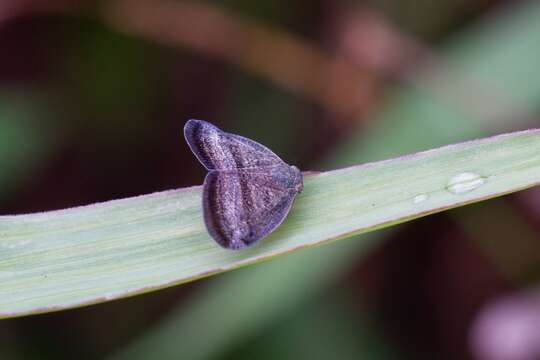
[1, 129, 540, 318]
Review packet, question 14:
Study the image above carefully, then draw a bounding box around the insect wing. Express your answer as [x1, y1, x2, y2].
[202, 168, 298, 250]
[184, 119, 285, 170]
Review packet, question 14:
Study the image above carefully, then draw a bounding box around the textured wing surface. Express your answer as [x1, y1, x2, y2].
[184, 119, 284, 170]
[202, 168, 297, 249]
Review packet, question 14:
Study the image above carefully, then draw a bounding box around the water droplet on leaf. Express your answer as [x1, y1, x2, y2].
[446, 172, 486, 195]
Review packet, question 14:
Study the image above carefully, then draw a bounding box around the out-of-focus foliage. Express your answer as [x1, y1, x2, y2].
[0, 93, 53, 200]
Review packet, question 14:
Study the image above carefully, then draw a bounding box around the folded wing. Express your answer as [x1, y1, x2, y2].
[184, 119, 285, 170]
[202, 168, 297, 249]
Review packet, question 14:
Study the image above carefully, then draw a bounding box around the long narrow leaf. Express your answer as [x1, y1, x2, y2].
[1, 129, 540, 318]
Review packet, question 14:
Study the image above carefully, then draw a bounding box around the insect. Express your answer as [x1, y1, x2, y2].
[184, 119, 303, 250]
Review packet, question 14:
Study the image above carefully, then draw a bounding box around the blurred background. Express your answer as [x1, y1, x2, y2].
[2, 0, 540, 359]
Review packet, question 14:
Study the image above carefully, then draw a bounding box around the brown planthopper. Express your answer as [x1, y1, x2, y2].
[184, 119, 303, 250]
